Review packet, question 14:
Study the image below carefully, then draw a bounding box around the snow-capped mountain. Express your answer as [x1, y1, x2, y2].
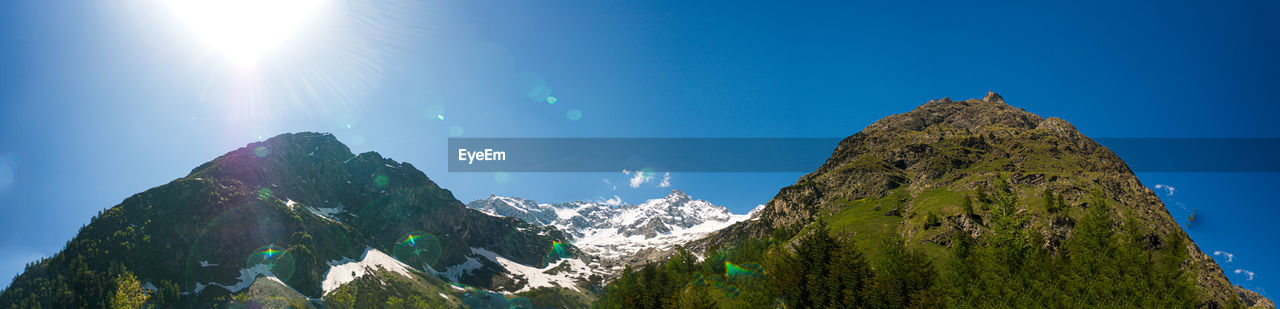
[466, 190, 758, 263]
[467, 194, 562, 226]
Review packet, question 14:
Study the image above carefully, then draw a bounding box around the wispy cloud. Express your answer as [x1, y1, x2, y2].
[599, 195, 623, 207]
[1214, 251, 1235, 263]
[658, 172, 671, 188]
[1154, 184, 1176, 196]
[1235, 269, 1256, 280]
[628, 170, 654, 188]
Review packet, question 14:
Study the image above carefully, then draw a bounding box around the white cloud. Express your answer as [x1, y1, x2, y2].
[628, 171, 654, 188]
[1154, 184, 1176, 196]
[658, 172, 671, 188]
[599, 195, 623, 207]
[621, 169, 631, 175]
[1214, 251, 1235, 263]
[1235, 269, 1255, 280]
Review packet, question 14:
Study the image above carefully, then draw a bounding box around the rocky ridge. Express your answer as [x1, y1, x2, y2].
[690, 92, 1267, 307]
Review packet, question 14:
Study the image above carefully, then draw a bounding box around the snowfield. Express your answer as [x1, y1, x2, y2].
[468, 190, 760, 261]
[470, 247, 595, 293]
[321, 247, 414, 295]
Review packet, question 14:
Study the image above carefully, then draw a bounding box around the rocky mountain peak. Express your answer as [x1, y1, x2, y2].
[663, 190, 691, 204]
[982, 90, 1004, 103]
[0, 132, 573, 306]
[862, 92, 1043, 134]
[694, 93, 1258, 307]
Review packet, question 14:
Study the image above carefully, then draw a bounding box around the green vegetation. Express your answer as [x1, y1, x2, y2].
[596, 183, 1202, 308]
[596, 221, 938, 308]
[111, 269, 149, 309]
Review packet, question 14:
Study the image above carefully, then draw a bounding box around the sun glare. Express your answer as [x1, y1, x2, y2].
[164, 0, 332, 67]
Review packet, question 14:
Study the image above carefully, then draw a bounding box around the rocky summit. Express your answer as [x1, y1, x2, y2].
[687, 92, 1269, 308]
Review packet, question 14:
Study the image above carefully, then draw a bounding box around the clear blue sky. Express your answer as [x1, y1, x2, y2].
[1, 0, 1276, 295]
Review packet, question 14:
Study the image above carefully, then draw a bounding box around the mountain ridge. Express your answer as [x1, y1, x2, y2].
[0, 132, 585, 308]
[467, 190, 755, 268]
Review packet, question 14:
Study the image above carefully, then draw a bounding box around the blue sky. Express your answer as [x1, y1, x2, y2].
[1, 0, 1277, 295]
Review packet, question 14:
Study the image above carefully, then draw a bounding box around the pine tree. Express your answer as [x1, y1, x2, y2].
[871, 235, 938, 308]
[795, 222, 838, 307]
[828, 238, 873, 307]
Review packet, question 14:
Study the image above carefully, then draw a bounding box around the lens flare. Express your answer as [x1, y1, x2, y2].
[374, 174, 390, 187]
[449, 125, 465, 137]
[392, 231, 442, 272]
[400, 234, 421, 247]
[247, 244, 296, 282]
[549, 240, 570, 259]
[725, 261, 759, 278]
[566, 108, 583, 121]
[546, 96, 558, 104]
[258, 247, 282, 259]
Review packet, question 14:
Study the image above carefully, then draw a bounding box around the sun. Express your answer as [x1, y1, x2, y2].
[163, 0, 332, 67]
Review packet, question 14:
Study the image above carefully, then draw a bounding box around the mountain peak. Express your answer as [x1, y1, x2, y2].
[983, 90, 1004, 103]
[664, 190, 691, 203]
[862, 91, 1043, 134]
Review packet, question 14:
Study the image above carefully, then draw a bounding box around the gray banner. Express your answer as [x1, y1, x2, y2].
[446, 138, 1280, 173]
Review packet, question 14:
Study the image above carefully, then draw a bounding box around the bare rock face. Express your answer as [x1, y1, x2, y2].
[690, 92, 1265, 307]
[983, 90, 1004, 103]
[1237, 285, 1277, 309]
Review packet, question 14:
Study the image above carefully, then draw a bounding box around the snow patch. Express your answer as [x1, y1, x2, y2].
[321, 248, 414, 295]
[443, 256, 483, 282]
[263, 276, 307, 297]
[194, 263, 275, 294]
[306, 205, 346, 223]
[470, 247, 588, 293]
